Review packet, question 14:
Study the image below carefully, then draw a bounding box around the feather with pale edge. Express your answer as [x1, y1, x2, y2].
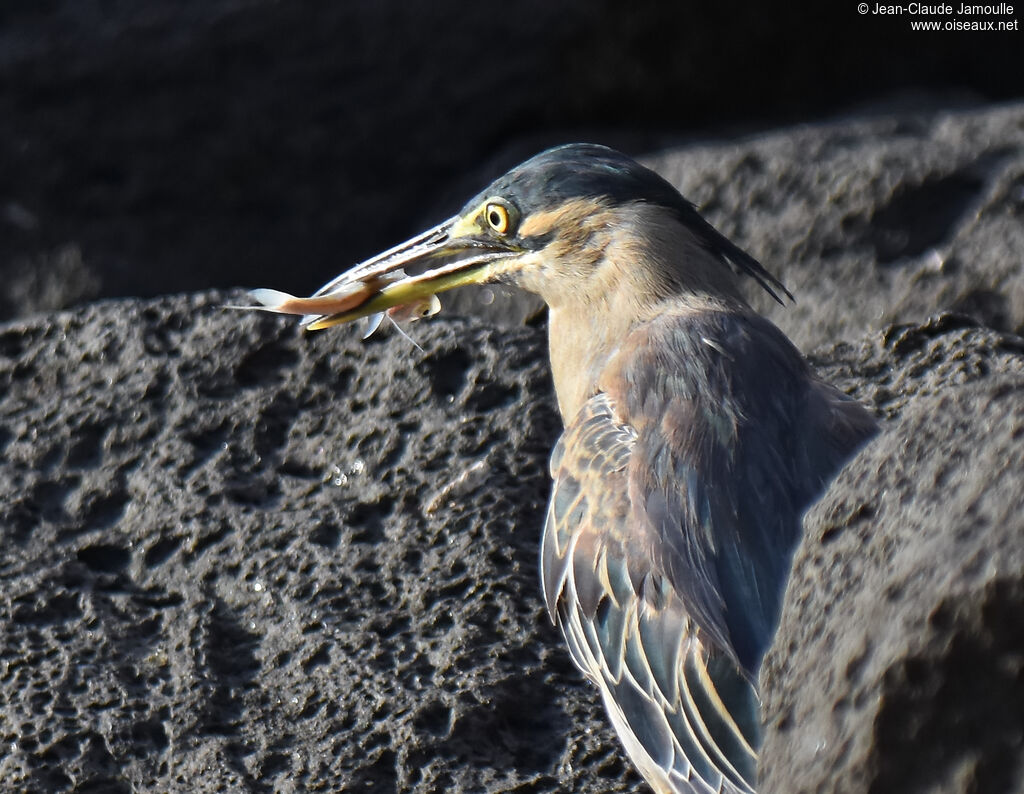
[541, 309, 876, 793]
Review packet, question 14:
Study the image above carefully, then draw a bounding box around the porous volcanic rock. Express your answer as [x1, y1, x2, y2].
[0, 294, 640, 793]
[761, 315, 1024, 794]
[647, 103, 1024, 351]
[2, 99, 1024, 791]
[2, 290, 1022, 792]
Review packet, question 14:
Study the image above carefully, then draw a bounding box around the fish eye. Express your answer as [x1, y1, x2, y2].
[484, 201, 514, 235]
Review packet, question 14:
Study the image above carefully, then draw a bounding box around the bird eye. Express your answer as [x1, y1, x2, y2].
[485, 202, 512, 235]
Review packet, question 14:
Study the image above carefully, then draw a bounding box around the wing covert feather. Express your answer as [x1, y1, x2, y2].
[540, 309, 877, 793]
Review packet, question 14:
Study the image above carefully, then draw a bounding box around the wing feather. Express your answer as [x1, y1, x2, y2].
[540, 309, 877, 793]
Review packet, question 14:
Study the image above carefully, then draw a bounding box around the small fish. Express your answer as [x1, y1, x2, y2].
[390, 293, 442, 324]
[363, 294, 442, 351]
[236, 271, 439, 348]
[245, 283, 371, 318]
[238, 271, 408, 330]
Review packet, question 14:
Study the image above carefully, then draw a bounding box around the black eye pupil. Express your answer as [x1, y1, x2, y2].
[489, 211, 501, 227]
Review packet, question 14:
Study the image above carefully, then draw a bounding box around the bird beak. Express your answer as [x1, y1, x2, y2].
[247, 214, 523, 331]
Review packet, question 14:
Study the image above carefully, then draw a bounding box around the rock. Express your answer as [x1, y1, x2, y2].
[761, 316, 1024, 794]
[1, 0, 1021, 320]
[3, 287, 1022, 792]
[409, 104, 1024, 335]
[646, 104, 1024, 350]
[0, 293, 645, 792]
[2, 99, 1024, 791]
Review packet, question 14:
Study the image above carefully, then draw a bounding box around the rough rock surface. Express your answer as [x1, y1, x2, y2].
[0, 295, 621, 793]
[448, 103, 1024, 336]
[3, 306, 1023, 792]
[647, 103, 1024, 351]
[761, 316, 1024, 794]
[1, 110, 1023, 792]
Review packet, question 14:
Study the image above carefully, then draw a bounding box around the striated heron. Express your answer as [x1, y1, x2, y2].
[246, 143, 878, 794]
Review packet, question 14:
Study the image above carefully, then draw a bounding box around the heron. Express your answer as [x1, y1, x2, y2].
[246, 143, 878, 793]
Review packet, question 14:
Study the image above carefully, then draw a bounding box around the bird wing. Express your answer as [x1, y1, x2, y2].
[541, 309, 876, 793]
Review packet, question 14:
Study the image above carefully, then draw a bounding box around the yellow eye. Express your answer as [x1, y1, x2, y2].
[485, 202, 511, 235]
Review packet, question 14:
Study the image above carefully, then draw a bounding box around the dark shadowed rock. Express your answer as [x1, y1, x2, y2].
[761, 316, 1024, 794]
[1, 0, 1022, 322]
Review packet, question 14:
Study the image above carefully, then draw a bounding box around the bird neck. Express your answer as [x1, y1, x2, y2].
[547, 304, 627, 420]
[544, 206, 750, 421]
[547, 291, 744, 422]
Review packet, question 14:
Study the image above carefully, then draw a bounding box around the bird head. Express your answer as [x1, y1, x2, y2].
[286, 144, 789, 331]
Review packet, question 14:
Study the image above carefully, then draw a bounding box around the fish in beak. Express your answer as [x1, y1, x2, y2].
[360, 294, 442, 341]
[244, 208, 523, 333]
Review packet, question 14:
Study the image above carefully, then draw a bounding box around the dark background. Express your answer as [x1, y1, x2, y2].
[2, 0, 1022, 321]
